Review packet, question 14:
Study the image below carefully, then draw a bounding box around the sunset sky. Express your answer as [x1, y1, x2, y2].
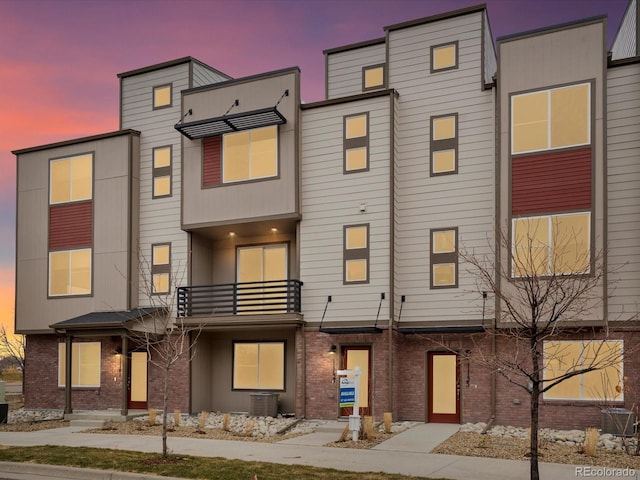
[0, 0, 630, 335]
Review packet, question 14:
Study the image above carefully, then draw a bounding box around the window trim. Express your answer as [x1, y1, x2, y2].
[49, 152, 94, 205]
[151, 243, 171, 295]
[58, 341, 101, 388]
[152, 83, 172, 110]
[48, 247, 93, 298]
[222, 125, 279, 184]
[430, 227, 458, 289]
[430, 41, 459, 73]
[430, 113, 459, 176]
[232, 340, 286, 391]
[343, 223, 370, 284]
[343, 112, 370, 174]
[510, 81, 591, 155]
[362, 64, 386, 91]
[152, 145, 173, 198]
[542, 340, 624, 401]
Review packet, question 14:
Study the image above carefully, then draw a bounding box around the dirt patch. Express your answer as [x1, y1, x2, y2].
[0, 420, 69, 432]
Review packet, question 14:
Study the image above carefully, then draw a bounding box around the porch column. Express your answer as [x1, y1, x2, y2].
[64, 334, 73, 415]
[120, 335, 129, 417]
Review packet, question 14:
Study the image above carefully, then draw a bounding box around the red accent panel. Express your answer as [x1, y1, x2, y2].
[203, 136, 221, 187]
[49, 201, 93, 250]
[512, 147, 591, 215]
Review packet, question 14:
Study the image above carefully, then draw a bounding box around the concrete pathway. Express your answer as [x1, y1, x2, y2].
[0, 422, 628, 480]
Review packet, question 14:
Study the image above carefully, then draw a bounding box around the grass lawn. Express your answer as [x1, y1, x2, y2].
[0, 445, 447, 480]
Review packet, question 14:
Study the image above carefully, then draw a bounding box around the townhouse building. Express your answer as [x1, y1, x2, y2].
[13, 1, 640, 429]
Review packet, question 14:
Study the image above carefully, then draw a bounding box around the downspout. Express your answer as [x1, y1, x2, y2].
[120, 334, 129, 417]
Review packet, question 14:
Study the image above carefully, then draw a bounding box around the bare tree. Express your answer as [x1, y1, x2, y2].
[0, 324, 25, 373]
[460, 222, 636, 480]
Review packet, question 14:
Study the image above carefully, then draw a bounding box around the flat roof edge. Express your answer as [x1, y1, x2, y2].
[497, 15, 607, 43]
[384, 4, 486, 32]
[12, 129, 141, 155]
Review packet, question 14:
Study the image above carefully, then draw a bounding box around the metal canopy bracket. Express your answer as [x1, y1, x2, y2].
[175, 107, 286, 140]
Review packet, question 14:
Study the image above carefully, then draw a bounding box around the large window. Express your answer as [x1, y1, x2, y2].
[152, 243, 171, 294]
[49, 248, 92, 296]
[58, 342, 101, 388]
[233, 342, 284, 390]
[344, 113, 369, 173]
[511, 83, 590, 154]
[363, 64, 385, 91]
[344, 224, 369, 284]
[431, 42, 458, 72]
[512, 212, 590, 276]
[152, 146, 172, 198]
[543, 340, 623, 401]
[50, 153, 92, 204]
[153, 84, 172, 109]
[222, 125, 277, 183]
[431, 114, 458, 175]
[430, 228, 458, 288]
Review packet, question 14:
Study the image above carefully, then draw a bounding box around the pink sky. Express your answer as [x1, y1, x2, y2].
[0, 0, 629, 334]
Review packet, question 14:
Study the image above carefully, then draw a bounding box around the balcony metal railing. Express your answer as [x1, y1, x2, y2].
[177, 279, 303, 317]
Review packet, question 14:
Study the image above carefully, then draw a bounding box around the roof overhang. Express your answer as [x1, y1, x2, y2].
[50, 308, 165, 332]
[175, 107, 286, 140]
[319, 326, 383, 334]
[397, 325, 485, 335]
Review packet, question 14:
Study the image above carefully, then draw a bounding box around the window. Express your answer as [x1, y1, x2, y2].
[233, 342, 284, 390]
[431, 42, 458, 72]
[50, 153, 92, 204]
[58, 342, 101, 388]
[344, 224, 369, 284]
[344, 113, 369, 173]
[430, 228, 458, 288]
[152, 243, 170, 294]
[153, 84, 172, 109]
[49, 248, 92, 296]
[543, 340, 623, 401]
[363, 64, 385, 90]
[222, 125, 277, 183]
[511, 83, 590, 154]
[152, 146, 172, 198]
[431, 114, 458, 175]
[512, 212, 590, 277]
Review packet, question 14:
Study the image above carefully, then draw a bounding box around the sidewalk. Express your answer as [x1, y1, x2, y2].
[0, 422, 620, 480]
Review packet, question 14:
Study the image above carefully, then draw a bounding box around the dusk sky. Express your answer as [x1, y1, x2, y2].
[0, 0, 630, 335]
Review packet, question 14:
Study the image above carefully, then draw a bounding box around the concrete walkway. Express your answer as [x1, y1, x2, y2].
[0, 422, 623, 480]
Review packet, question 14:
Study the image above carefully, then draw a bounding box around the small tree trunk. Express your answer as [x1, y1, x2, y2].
[530, 335, 541, 480]
[162, 364, 170, 457]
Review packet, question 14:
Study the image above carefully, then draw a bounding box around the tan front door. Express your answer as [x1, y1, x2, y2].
[237, 244, 287, 312]
[427, 352, 460, 423]
[128, 351, 148, 409]
[340, 346, 371, 417]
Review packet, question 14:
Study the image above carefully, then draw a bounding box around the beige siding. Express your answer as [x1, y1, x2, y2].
[607, 63, 640, 318]
[389, 11, 495, 324]
[121, 64, 189, 308]
[301, 95, 392, 326]
[326, 42, 386, 100]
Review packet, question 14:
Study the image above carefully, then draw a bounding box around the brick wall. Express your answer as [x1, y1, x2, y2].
[146, 333, 191, 413]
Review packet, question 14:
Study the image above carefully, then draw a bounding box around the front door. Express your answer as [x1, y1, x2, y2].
[427, 351, 460, 423]
[237, 244, 287, 312]
[340, 346, 371, 416]
[128, 351, 148, 410]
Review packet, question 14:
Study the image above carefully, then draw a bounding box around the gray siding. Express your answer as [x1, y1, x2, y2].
[300, 95, 392, 326]
[483, 11, 497, 85]
[389, 11, 495, 325]
[611, 0, 637, 60]
[607, 63, 640, 317]
[15, 134, 136, 333]
[326, 43, 386, 100]
[121, 64, 190, 308]
[191, 61, 231, 88]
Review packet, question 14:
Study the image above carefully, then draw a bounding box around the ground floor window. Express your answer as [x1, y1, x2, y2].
[58, 342, 101, 388]
[233, 341, 284, 390]
[543, 340, 623, 401]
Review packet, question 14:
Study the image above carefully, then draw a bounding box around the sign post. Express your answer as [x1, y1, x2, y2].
[337, 366, 361, 441]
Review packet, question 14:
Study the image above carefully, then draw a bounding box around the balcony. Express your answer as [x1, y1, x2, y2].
[177, 280, 303, 317]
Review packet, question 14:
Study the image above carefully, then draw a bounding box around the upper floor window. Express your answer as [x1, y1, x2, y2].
[431, 42, 458, 72]
[512, 212, 590, 277]
[363, 64, 385, 91]
[430, 228, 458, 288]
[344, 224, 369, 284]
[344, 113, 369, 173]
[50, 153, 92, 205]
[152, 243, 171, 294]
[49, 248, 92, 296]
[431, 114, 458, 176]
[153, 84, 172, 109]
[511, 83, 590, 155]
[152, 146, 172, 198]
[222, 125, 277, 183]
